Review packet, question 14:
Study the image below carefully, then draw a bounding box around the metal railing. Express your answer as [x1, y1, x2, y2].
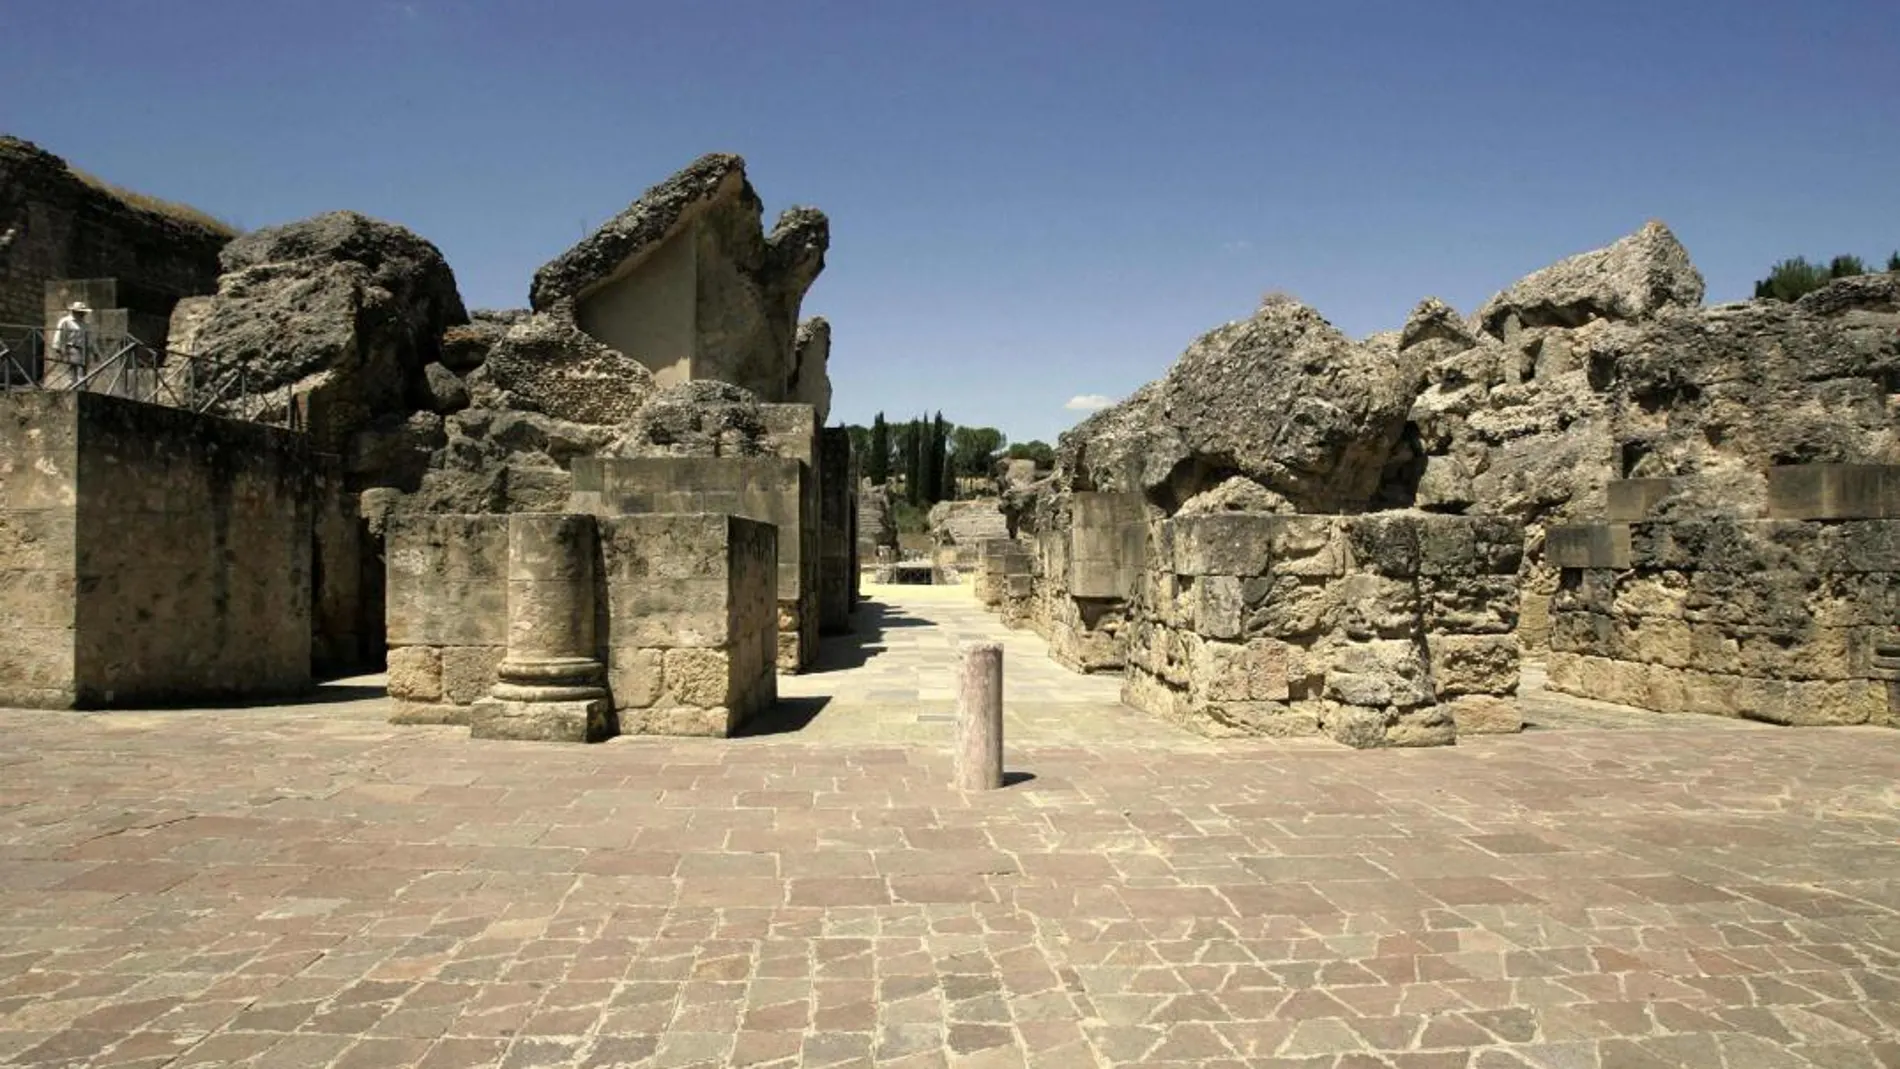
[0, 324, 302, 431]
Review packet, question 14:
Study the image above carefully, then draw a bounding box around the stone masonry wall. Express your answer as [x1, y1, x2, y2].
[384, 515, 508, 724]
[600, 514, 778, 737]
[571, 454, 816, 672]
[0, 137, 226, 342]
[1123, 512, 1523, 747]
[384, 511, 777, 736]
[0, 393, 78, 706]
[1546, 467, 1900, 728]
[0, 392, 312, 708]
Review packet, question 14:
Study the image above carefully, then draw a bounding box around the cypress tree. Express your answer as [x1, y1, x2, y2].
[906, 417, 925, 506]
[867, 413, 890, 485]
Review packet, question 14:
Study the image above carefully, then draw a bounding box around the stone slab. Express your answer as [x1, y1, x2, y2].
[469, 697, 611, 743]
[1767, 463, 1900, 520]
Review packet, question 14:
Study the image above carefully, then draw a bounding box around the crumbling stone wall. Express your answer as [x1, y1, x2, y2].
[530, 153, 828, 405]
[1122, 512, 1522, 746]
[0, 137, 226, 346]
[384, 511, 777, 736]
[1547, 467, 1900, 728]
[0, 392, 312, 708]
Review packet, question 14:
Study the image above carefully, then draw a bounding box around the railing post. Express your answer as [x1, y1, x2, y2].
[954, 642, 1005, 790]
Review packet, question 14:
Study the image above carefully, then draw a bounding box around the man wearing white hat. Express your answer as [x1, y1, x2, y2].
[50, 301, 91, 385]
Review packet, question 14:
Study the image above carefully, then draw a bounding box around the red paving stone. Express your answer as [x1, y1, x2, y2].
[1, 683, 1899, 1067]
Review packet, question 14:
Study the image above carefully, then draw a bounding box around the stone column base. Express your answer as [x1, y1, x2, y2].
[470, 698, 611, 743]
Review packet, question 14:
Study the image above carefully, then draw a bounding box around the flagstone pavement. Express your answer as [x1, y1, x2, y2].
[1, 583, 1897, 1068]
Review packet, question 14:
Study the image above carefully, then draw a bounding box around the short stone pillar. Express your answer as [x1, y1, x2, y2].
[955, 642, 1005, 790]
[470, 513, 612, 743]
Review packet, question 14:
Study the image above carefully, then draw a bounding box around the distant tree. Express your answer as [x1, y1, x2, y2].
[1005, 440, 1057, 469]
[1829, 254, 1868, 279]
[1888, 251, 1900, 272]
[922, 412, 949, 506]
[844, 423, 871, 475]
[1754, 257, 1832, 302]
[949, 426, 1007, 478]
[904, 417, 925, 507]
[867, 413, 890, 485]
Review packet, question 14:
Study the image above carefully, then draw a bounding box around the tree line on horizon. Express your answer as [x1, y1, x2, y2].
[1753, 249, 1900, 303]
[841, 414, 1057, 508]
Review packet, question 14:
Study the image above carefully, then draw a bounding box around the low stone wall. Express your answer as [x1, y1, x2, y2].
[1546, 467, 1900, 728]
[975, 538, 1036, 627]
[1123, 512, 1523, 747]
[0, 392, 313, 708]
[385, 511, 777, 736]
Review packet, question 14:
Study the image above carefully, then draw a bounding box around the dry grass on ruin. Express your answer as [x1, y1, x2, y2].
[67, 166, 240, 237]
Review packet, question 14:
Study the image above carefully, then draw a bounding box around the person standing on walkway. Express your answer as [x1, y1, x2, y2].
[49, 301, 91, 386]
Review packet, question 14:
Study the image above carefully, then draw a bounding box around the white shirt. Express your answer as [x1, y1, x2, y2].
[52, 314, 87, 358]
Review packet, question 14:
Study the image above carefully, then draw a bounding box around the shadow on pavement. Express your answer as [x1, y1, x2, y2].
[804, 599, 930, 673]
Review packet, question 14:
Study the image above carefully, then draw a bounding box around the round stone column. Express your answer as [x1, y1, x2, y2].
[471, 513, 610, 742]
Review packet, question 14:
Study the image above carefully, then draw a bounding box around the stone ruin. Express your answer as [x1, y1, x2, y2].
[980, 222, 1900, 746]
[1, 145, 862, 737]
[8, 133, 1899, 751]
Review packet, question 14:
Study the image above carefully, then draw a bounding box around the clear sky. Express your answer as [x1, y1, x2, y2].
[4, 1, 1896, 444]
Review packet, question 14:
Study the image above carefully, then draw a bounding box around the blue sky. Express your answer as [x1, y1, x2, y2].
[5, 1, 1896, 444]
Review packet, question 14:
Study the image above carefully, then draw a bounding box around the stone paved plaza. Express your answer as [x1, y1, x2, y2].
[2, 586, 1899, 1068]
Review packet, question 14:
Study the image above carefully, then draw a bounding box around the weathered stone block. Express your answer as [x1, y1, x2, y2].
[1332, 574, 1419, 640]
[441, 646, 505, 705]
[627, 705, 735, 737]
[1606, 478, 1677, 521]
[608, 647, 664, 709]
[1428, 634, 1519, 698]
[470, 697, 611, 743]
[1420, 575, 1520, 635]
[1766, 464, 1900, 520]
[386, 645, 442, 703]
[1343, 513, 1421, 577]
[1446, 695, 1523, 734]
[1320, 702, 1454, 749]
[1190, 575, 1243, 639]
[1415, 515, 1523, 577]
[1546, 524, 1632, 569]
[1068, 491, 1146, 599]
[389, 700, 468, 726]
[1169, 513, 1341, 578]
[1325, 640, 1433, 708]
[663, 647, 731, 708]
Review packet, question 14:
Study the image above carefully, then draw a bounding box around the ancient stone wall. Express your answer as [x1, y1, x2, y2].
[975, 538, 1036, 628]
[384, 514, 508, 723]
[600, 514, 778, 737]
[0, 392, 312, 708]
[532, 153, 828, 406]
[1546, 467, 1900, 728]
[1121, 512, 1522, 747]
[385, 511, 777, 736]
[570, 453, 816, 672]
[0, 137, 227, 346]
